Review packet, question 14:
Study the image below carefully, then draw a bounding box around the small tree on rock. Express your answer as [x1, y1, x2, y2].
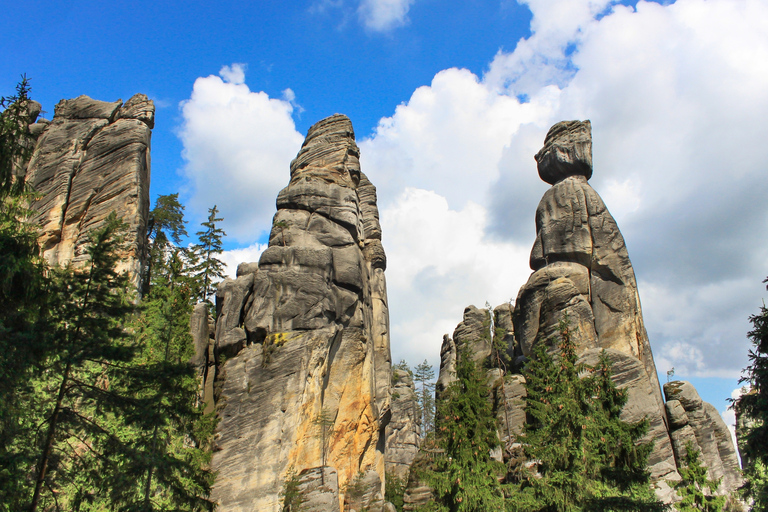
[192, 205, 226, 305]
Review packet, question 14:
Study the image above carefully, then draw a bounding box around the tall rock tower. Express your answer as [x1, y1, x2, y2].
[23, 94, 154, 291]
[209, 114, 393, 511]
[431, 121, 743, 505]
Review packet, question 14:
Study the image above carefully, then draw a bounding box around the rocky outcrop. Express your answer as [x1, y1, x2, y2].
[209, 114, 392, 511]
[511, 120, 677, 487]
[23, 94, 153, 291]
[664, 381, 743, 495]
[385, 369, 421, 482]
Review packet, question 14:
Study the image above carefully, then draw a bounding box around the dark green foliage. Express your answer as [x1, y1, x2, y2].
[109, 247, 215, 511]
[420, 350, 508, 511]
[673, 442, 725, 512]
[414, 359, 436, 437]
[280, 467, 304, 512]
[143, 193, 188, 297]
[385, 471, 407, 512]
[733, 278, 768, 509]
[0, 75, 35, 196]
[508, 318, 664, 512]
[28, 213, 137, 511]
[192, 205, 226, 304]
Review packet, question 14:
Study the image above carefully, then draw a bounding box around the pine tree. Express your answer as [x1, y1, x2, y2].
[414, 359, 436, 437]
[734, 277, 768, 509]
[192, 205, 226, 304]
[0, 77, 50, 509]
[421, 349, 508, 511]
[28, 213, 136, 511]
[143, 193, 188, 297]
[508, 318, 663, 512]
[674, 442, 725, 512]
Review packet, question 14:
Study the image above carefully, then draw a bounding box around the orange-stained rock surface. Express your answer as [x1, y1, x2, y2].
[208, 115, 392, 511]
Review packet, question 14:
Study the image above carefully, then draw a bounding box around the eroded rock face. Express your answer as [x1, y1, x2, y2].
[664, 381, 743, 495]
[385, 369, 421, 482]
[210, 115, 392, 511]
[24, 94, 153, 291]
[513, 120, 677, 488]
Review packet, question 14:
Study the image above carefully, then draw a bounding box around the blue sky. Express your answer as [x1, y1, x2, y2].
[4, 0, 768, 437]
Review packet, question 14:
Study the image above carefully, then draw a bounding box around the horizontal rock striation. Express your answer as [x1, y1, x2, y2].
[209, 114, 393, 511]
[24, 94, 153, 291]
[664, 381, 743, 495]
[513, 120, 677, 489]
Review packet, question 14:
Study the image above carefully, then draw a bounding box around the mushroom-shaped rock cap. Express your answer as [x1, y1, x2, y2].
[289, 114, 360, 186]
[535, 120, 593, 185]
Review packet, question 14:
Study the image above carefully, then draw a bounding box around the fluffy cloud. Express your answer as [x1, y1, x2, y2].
[177, 65, 304, 243]
[380, 189, 531, 366]
[361, 0, 768, 380]
[357, 0, 415, 32]
[185, 0, 768, 391]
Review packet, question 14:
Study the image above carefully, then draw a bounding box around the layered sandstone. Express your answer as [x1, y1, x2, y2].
[429, 120, 743, 503]
[209, 114, 392, 511]
[23, 94, 153, 290]
[385, 368, 421, 482]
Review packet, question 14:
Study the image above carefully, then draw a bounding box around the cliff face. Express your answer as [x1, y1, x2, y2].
[433, 120, 742, 503]
[209, 114, 392, 511]
[24, 94, 153, 291]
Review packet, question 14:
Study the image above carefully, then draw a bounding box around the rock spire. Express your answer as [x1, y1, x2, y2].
[208, 114, 393, 511]
[23, 94, 154, 291]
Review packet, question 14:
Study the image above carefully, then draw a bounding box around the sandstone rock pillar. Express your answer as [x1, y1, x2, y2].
[209, 114, 392, 511]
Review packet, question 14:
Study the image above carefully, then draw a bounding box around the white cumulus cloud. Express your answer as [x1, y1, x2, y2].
[177, 65, 304, 243]
[358, 0, 415, 32]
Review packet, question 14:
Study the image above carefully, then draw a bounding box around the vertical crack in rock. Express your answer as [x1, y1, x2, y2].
[24, 94, 153, 293]
[209, 114, 392, 512]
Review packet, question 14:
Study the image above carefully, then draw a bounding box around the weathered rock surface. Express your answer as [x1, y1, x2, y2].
[664, 381, 743, 495]
[512, 120, 677, 488]
[385, 369, 421, 482]
[23, 94, 153, 291]
[579, 349, 677, 486]
[296, 467, 340, 512]
[209, 114, 392, 511]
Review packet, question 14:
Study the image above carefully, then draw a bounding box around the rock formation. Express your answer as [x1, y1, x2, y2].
[664, 381, 743, 494]
[429, 120, 743, 504]
[23, 94, 153, 291]
[385, 368, 421, 482]
[208, 114, 393, 511]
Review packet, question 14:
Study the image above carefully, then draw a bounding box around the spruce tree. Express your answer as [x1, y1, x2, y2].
[421, 350, 508, 511]
[414, 359, 436, 437]
[508, 318, 663, 512]
[143, 193, 188, 297]
[734, 278, 768, 509]
[192, 205, 226, 304]
[0, 77, 49, 509]
[107, 247, 215, 511]
[28, 213, 136, 512]
[673, 442, 725, 512]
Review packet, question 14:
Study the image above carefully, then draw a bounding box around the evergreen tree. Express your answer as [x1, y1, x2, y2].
[192, 205, 226, 304]
[508, 318, 663, 512]
[28, 213, 136, 511]
[143, 193, 188, 297]
[673, 442, 725, 512]
[0, 77, 49, 508]
[414, 359, 436, 437]
[107, 247, 215, 511]
[734, 278, 768, 508]
[420, 350, 508, 511]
